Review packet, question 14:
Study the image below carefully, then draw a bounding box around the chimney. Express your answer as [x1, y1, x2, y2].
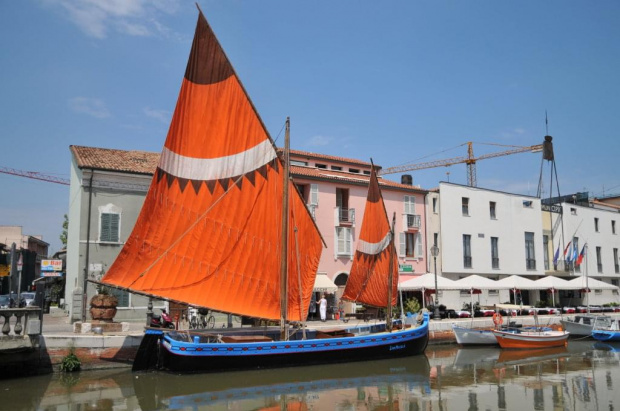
[401, 174, 413, 185]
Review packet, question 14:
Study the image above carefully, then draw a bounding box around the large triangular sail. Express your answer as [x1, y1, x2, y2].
[101, 10, 323, 322]
[341, 164, 398, 308]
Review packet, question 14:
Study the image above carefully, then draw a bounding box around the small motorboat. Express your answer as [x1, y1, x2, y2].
[591, 317, 620, 342]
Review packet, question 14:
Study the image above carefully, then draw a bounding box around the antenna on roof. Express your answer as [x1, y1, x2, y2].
[545, 110, 549, 135]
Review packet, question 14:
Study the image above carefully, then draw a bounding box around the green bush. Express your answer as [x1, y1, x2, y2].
[60, 346, 81, 372]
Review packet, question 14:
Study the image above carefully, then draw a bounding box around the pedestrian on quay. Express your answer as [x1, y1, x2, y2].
[317, 294, 327, 322]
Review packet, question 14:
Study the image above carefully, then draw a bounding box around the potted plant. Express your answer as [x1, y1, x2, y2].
[89, 285, 118, 322]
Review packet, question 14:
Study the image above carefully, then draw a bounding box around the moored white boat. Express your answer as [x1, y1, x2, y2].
[452, 324, 497, 345]
[560, 314, 607, 337]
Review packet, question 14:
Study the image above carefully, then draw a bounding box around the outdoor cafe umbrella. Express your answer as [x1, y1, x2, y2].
[533, 276, 573, 307]
[399, 274, 460, 309]
[495, 275, 538, 306]
[453, 275, 500, 314]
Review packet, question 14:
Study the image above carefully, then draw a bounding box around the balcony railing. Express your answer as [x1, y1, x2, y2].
[526, 258, 536, 270]
[406, 214, 421, 229]
[337, 207, 355, 225]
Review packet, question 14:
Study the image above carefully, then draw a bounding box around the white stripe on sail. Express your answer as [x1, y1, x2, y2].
[159, 140, 276, 181]
[357, 232, 391, 255]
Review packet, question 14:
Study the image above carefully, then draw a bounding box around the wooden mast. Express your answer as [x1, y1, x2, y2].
[386, 212, 396, 332]
[279, 117, 290, 340]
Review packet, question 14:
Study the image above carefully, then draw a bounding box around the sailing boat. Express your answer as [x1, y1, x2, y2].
[101, 8, 428, 373]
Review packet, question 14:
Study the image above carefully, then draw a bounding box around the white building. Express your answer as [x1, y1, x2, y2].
[434, 182, 545, 310]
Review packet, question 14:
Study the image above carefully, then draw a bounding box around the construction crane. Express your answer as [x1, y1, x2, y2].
[379, 141, 543, 187]
[0, 166, 70, 186]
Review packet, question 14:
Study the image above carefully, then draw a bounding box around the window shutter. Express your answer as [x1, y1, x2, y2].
[399, 233, 406, 257]
[110, 214, 120, 242]
[310, 184, 319, 205]
[100, 213, 110, 241]
[416, 232, 423, 257]
[347, 228, 352, 257]
[100, 213, 120, 242]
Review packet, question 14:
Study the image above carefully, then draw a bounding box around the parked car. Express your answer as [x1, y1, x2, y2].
[0, 294, 16, 308]
[20, 292, 36, 307]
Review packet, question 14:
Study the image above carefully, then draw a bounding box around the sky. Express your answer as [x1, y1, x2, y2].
[1, 1, 619, 255]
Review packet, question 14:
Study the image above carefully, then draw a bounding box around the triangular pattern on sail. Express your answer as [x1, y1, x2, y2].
[101, 11, 322, 321]
[341, 165, 397, 308]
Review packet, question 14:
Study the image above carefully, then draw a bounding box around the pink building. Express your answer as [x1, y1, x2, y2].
[287, 150, 429, 304]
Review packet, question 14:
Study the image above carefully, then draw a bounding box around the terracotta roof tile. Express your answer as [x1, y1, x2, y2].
[70, 145, 159, 175]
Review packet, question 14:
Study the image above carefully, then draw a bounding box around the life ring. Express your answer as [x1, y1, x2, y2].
[492, 312, 503, 326]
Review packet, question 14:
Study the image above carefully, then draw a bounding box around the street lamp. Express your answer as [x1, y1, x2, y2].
[430, 245, 440, 320]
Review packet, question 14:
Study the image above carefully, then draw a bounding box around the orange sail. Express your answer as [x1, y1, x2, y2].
[101, 11, 323, 321]
[341, 165, 397, 308]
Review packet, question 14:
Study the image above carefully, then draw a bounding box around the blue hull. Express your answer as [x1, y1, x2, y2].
[592, 330, 620, 341]
[135, 313, 429, 373]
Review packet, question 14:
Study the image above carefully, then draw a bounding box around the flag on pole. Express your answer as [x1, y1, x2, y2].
[563, 241, 572, 262]
[575, 245, 586, 266]
[572, 243, 579, 262]
[553, 246, 560, 266]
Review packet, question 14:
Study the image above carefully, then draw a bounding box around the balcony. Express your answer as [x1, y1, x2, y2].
[406, 214, 421, 229]
[336, 207, 355, 226]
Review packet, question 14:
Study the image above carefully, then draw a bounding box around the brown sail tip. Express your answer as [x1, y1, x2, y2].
[185, 10, 234, 85]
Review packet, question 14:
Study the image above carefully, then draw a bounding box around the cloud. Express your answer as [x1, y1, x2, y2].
[68, 97, 110, 118]
[143, 107, 171, 124]
[306, 135, 331, 147]
[44, 0, 180, 39]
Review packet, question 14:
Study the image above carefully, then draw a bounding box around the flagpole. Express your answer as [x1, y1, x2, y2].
[585, 244, 589, 313]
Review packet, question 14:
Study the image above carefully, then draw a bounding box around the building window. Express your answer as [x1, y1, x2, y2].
[614, 248, 619, 274]
[336, 188, 351, 223]
[432, 197, 438, 214]
[595, 217, 599, 232]
[612, 220, 616, 235]
[596, 246, 603, 273]
[404, 195, 419, 229]
[463, 234, 472, 268]
[462, 197, 470, 216]
[99, 211, 120, 243]
[490, 201, 496, 219]
[315, 163, 327, 169]
[336, 227, 351, 256]
[491, 237, 499, 269]
[331, 165, 342, 171]
[109, 288, 129, 307]
[522, 200, 533, 208]
[363, 170, 370, 175]
[543, 235, 549, 270]
[399, 232, 422, 258]
[524, 232, 536, 270]
[290, 160, 307, 166]
[433, 232, 439, 247]
[349, 168, 360, 174]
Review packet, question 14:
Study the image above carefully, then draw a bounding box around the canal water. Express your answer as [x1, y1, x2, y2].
[3, 340, 619, 410]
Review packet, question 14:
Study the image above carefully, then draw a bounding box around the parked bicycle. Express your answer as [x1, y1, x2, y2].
[189, 307, 215, 329]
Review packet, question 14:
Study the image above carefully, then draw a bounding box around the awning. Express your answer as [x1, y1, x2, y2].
[313, 274, 338, 293]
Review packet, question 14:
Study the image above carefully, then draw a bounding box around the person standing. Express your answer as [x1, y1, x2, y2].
[318, 294, 328, 322]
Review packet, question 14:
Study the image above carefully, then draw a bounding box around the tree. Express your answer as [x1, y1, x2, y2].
[60, 214, 68, 248]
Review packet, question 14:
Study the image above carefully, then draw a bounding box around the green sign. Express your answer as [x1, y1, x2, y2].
[399, 264, 413, 273]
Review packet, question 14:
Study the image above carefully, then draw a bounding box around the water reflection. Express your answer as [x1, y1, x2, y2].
[133, 355, 431, 410]
[4, 341, 620, 410]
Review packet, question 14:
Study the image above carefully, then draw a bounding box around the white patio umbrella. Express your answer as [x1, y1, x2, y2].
[453, 275, 500, 314]
[533, 276, 573, 307]
[495, 275, 538, 305]
[567, 276, 619, 291]
[399, 273, 460, 309]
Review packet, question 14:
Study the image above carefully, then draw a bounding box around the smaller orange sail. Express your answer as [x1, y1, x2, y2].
[341, 164, 397, 308]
